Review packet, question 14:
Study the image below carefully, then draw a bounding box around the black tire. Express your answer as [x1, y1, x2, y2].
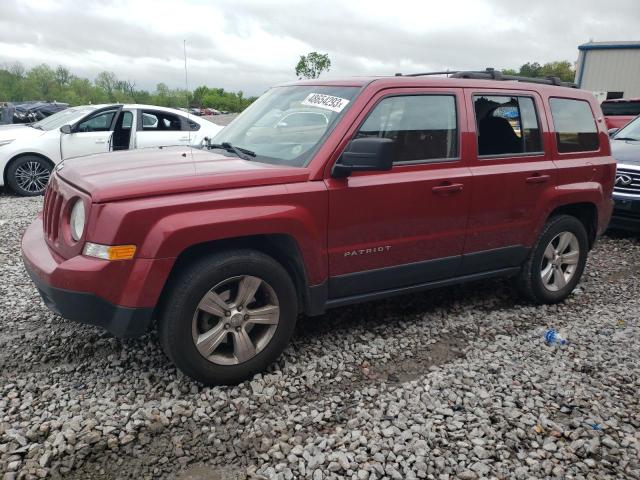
[517, 215, 589, 304]
[6, 155, 52, 196]
[159, 249, 298, 385]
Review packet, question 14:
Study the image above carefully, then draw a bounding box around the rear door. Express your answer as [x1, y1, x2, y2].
[60, 106, 122, 159]
[462, 89, 556, 269]
[135, 109, 190, 148]
[325, 88, 472, 299]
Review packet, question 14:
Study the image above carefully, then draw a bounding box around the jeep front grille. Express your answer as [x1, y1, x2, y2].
[43, 182, 63, 241]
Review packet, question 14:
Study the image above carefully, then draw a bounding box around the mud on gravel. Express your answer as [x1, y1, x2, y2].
[1, 189, 639, 480]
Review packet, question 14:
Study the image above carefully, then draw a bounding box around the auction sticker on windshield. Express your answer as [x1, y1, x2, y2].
[301, 93, 350, 113]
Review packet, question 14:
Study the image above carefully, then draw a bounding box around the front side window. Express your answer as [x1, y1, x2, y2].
[549, 98, 599, 153]
[75, 110, 118, 132]
[141, 111, 182, 131]
[210, 85, 360, 167]
[356, 95, 458, 163]
[474, 95, 542, 156]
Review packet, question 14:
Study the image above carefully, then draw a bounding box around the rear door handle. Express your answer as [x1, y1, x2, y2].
[432, 183, 464, 194]
[525, 174, 550, 184]
[179, 136, 190, 141]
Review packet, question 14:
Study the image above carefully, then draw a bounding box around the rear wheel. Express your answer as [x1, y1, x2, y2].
[159, 250, 298, 385]
[517, 215, 588, 304]
[7, 155, 52, 196]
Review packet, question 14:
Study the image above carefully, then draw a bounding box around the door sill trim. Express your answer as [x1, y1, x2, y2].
[324, 267, 520, 310]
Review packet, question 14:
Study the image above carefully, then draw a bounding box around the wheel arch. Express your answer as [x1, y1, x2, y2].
[547, 202, 598, 249]
[160, 234, 314, 316]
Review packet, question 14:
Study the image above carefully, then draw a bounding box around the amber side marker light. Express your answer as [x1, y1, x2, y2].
[83, 243, 137, 261]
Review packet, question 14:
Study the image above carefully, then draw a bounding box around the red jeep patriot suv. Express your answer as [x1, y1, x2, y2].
[22, 69, 615, 385]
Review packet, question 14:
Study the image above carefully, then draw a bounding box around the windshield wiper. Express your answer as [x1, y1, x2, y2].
[28, 123, 43, 130]
[207, 141, 256, 160]
[613, 136, 639, 141]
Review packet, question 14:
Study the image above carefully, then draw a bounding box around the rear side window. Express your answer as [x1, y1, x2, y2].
[356, 95, 458, 163]
[473, 95, 542, 156]
[601, 100, 640, 116]
[549, 98, 599, 153]
[141, 111, 182, 131]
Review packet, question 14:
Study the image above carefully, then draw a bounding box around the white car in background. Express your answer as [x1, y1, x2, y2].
[0, 104, 223, 196]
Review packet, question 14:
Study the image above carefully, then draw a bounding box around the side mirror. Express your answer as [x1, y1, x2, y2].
[608, 128, 619, 137]
[60, 124, 72, 134]
[331, 137, 394, 178]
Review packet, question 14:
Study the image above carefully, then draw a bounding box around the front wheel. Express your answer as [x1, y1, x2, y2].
[7, 155, 52, 196]
[159, 250, 298, 385]
[517, 215, 589, 304]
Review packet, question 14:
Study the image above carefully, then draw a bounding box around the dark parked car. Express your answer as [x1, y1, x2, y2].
[609, 115, 640, 231]
[12, 101, 68, 123]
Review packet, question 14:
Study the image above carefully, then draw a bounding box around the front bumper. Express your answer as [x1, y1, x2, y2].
[608, 195, 640, 232]
[24, 264, 154, 337]
[21, 217, 175, 338]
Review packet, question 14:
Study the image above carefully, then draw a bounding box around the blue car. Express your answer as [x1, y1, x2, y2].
[610, 115, 640, 232]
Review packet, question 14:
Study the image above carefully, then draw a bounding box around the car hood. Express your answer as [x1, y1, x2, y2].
[0, 124, 46, 140]
[58, 146, 310, 202]
[611, 139, 640, 167]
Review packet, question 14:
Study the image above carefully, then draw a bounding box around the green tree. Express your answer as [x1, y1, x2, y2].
[504, 61, 575, 83]
[538, 61, 575, 82]
[0, 63, 257, 112]
[95, 71, 119, 101]
[55, 66, 71, 87]
[295, 52, 331, 79]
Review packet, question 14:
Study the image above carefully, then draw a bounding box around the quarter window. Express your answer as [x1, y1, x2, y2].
[549, 98, 599, 153]
[356, 95, 458, 163]
[473, 95, 542, 156]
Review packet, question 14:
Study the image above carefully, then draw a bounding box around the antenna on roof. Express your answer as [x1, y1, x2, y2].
[184, 39, 192, 147]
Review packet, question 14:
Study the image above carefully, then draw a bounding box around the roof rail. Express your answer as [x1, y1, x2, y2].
[394, 68, 577, 88]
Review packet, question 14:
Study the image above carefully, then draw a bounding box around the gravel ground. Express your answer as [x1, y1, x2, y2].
[1, 188, 639, 480]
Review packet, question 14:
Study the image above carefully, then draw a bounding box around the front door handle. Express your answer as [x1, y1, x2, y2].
[95, 138, 107, 144]
[526, 174, 550, 184]
[179, 136, 190, 141]
[432, 182, 464, 194]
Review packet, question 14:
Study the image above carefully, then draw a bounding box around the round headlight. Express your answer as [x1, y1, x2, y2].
[70, 200, 85, 241]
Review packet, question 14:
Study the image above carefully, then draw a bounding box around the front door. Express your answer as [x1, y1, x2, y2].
[325, 89, 472, 299]
[61, 106, 122, 159]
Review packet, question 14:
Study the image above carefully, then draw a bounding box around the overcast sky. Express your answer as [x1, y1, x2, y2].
[1, 0, 639, 96]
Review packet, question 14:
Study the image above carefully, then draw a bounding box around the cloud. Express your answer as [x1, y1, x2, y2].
[0, 0, 638, 96]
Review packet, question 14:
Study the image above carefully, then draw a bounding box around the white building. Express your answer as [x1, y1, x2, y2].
[575, 41, 640, 100]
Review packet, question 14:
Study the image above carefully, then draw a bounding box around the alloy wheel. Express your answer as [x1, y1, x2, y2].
[540, 231, 580, 292]
[14, 161, 50, 194]
[191, 275, 280, 365]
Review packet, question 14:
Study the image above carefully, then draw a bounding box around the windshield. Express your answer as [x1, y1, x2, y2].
[210, 85, 360, 166]
[32, 106, 97, 131]
[613, 115, 640, 141]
